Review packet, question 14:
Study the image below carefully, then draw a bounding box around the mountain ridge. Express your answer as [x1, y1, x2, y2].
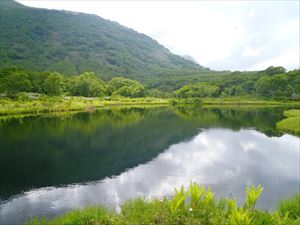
[0, 0, 205, 79]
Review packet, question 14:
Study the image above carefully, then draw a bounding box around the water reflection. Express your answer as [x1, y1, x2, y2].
[1, 107, 285, 199]
[0, 108, 198, 199]
[1, 128, 298, 224]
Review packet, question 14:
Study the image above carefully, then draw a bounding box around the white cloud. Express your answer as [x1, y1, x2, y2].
[242, 47, 260, 57]
[17, 0, 299, 70]
[1, 129, 299, 224]
[250, 48, 299, 71]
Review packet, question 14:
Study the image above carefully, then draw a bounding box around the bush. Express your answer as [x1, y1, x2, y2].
[28, 183, 300, 225]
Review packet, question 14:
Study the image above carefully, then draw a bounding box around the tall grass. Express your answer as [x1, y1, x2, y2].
[0, 96, 168, 117]
[1, 95, 299, 118]
[27, 183, 300, 225]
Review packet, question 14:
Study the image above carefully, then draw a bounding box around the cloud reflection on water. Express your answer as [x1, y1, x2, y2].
[1, 128, 299, 224]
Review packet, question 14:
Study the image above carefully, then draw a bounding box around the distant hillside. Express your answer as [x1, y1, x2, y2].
[0, 0, 204, 79]
[182, 55, 199, 64]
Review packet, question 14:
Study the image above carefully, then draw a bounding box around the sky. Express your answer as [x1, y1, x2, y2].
[17, 0, 299, 71]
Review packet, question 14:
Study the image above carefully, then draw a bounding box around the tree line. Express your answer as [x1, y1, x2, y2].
[0, 67, 147, 98]
[176, 66, 300, 99]
[0, 66, 299, 100]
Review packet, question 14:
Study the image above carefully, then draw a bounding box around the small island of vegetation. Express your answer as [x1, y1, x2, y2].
[277, 110, 300, 135]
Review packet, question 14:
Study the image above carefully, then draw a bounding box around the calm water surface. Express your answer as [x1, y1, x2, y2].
[0, 107, 299, 224]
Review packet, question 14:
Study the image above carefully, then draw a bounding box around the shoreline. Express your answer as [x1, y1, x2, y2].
[0, 97, 299, 119]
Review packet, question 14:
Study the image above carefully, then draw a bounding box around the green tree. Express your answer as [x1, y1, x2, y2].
[108, 77, 138, 90]
[286, 70, 300, 97]
[268, 74, 291, 98]
[176, 83, 219, 98]
[0, 66, 23, 79]
[240, 80, 256, 95]
[255, 76, 271, 97]
[67, 72, 106, 97]
[3, 71, 32, 94]
[28, 72, 50, 93]
[43, 72, 66, 96]
[108, 77, 146, 97]
[256, 74, 291, 98]
[263, 66, 286, 76]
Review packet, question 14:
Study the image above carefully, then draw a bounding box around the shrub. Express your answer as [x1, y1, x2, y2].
[28, 183, 300, 225]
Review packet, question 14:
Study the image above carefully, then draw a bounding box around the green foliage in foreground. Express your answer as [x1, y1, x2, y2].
[276, 110, 300, 135]
[278, 194, 300, 220]
[28, 183, 300, 225]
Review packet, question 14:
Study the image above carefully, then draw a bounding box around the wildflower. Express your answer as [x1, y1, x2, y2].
[189, 207, 193, 212]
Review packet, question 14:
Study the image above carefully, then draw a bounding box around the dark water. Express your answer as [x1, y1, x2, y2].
[0, 106, 299, 224]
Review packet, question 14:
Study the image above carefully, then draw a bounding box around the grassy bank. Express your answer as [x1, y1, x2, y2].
[1, 96, 299, 119]
[192, 97, 300, 106]
[0, 96, 168, 117]
[283, 109, 300, 117]
[170, 97, 300, 108]
[28, 183, 299, 225]
[203, 99, 300, 106]
[276, 109, 300, 135]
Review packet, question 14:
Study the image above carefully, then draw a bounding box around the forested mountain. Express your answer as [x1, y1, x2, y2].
[1, 0, 299, 96]
[0, 0, 203, 78]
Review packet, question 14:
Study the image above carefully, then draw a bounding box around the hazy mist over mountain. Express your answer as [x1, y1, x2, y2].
[17, 0, 299, 71]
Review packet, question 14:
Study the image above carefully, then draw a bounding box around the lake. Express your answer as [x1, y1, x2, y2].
[0, 106, 299, 224]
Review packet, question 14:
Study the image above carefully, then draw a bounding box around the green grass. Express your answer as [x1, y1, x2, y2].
[27, 183, 300, 225]
[170, 97, 300, 107]
[283, 110, 300, 117]
[279, 194, 300, 220]
[276, 109, 300, 135]
[1, 95, 299, 119]
[202, 97, 300, 106]
[0, 96, 168, 117]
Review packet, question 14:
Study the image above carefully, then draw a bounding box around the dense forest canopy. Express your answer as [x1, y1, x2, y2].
[173, 66, 299, 100]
